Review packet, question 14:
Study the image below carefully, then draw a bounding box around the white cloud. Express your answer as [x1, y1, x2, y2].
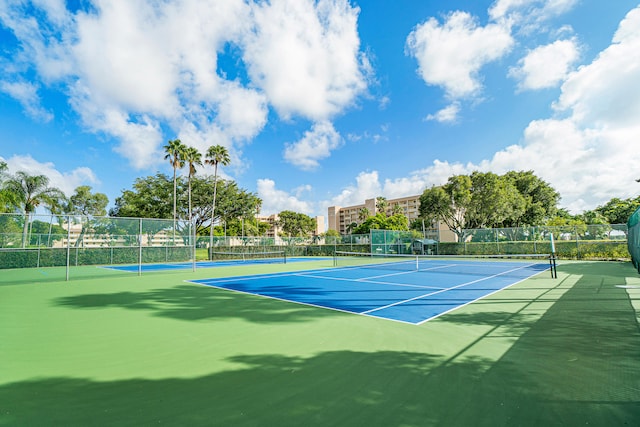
[321, 164, 471, 214]
[322, 6, 640, 216]
[489, 0, 579, 25]
[426, 103, 460, 123]
[327, 171, 382, 208]
[406, 11, 513, 99]
[420, 6, 640, 213]
[509, 38, 580, 90]
[256, 179, 313, 215]
[0, 79, 53, 122]
[283, 121, 343, 170]
[68, 0, 269, 168]
[0, 0, 75, 82]
[1, 0, 366, 170]
[69, 87, 164, 170]
[243, 0, 369, 121]
[2, 154, 98, 196]
[554, 7, 640, 127]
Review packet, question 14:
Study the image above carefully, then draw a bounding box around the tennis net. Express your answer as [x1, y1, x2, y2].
[211, 250, 286, 264]
[334, 251, 555, 278]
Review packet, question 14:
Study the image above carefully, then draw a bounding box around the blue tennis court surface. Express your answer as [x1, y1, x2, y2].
[104, 257, 326, 272]
[190, 258, 551, 324]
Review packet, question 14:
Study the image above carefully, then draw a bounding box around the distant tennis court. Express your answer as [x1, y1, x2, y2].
[191, 253, 552, 324]
[104, 255, 327, 272]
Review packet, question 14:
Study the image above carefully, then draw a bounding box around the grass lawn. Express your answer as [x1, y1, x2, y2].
[1, 259, 640, 426]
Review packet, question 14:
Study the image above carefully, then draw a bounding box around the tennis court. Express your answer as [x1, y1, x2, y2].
[190, 254, 552, 324]
[2, 256, 640, 425]
[103, 255, 324, 272]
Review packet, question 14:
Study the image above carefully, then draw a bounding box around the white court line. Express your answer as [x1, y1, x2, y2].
[362, 262, 542, 315]
[293, 272, 446, 290]
[188, 277, 422, 326]
[415, 266, 547, 325]
[189, 260, 547, 325]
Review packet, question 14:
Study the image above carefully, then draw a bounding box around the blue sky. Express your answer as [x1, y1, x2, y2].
[1, 0, 640, 222]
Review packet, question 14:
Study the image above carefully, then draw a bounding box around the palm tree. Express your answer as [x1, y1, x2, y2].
[3, 171, 65, 247]
[346, 222, 358, 234]
[0, 161, 15, 213]
[358, 207, 370, 222]
[204, 144, 230, 258]
[376, 196, 388, 216]
[163, 139, 186, 239]
[182, 146, 202, 223]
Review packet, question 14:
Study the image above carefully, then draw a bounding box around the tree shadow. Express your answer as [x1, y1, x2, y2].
[54, 284, 340, 324]
[2, 347, 638, 426]
[0, 265, 153, 286]
[5, 262, 640, 425]
[432, 260, 640, 424]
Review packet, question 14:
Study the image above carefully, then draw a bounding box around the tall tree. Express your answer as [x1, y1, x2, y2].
[66, 185, 109, 248]
[353, 212, 409, 234]
[110, 174, 177, 219]
[204, 144, 230, 257]
[110, 174, 260, 237]
[595, 196, 640, 224]
[466, 171, 526, 229]
[182, 146, 202, 223]
[277, 210, 315, 238]
[419, 175, 472, 241]
[420, 171, 560, 241]
[163, 139, 186, 236]
[3, 171, 65, 247]
[67, 185, 109, 216]
[502, 170, 559, 226]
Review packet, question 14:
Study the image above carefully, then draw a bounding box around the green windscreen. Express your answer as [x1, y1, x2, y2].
[628, 206, 640, 273]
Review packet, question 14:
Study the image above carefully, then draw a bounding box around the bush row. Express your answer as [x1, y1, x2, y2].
[436, 240, 629, 260]
[1, 240, 628, 269]
[0, 246, 193, 269]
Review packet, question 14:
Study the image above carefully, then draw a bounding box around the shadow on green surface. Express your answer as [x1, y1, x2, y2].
[2, 342, 638, 427]
[3, 262, 640, 426]
[54, 284, 339, 324]
[0, 265, 139, 286]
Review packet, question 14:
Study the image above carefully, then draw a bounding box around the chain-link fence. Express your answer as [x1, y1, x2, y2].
[437, 224, 628, 259]
[203, 233, 371, 257]
[0, 212, 631, 282]
[0, 213, 194, 279]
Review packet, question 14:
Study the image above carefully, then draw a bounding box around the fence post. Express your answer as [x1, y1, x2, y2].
[37, 234, 41, 268]
[138, 218, 142, 276]
[192, 219, 196, 272]
[65, 215, 70, 281]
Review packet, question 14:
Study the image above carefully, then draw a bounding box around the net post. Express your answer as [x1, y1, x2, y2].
[283, 250, 287, 264]
[548, 255, 557, 279]
[549, 233, 557, 279]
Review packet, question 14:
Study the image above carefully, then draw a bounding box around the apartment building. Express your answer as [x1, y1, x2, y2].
[53, 215, 326, 248]
[257, 214, 325, 237]
[328, 195, 456, 242]
[328, 196, 421, 234]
